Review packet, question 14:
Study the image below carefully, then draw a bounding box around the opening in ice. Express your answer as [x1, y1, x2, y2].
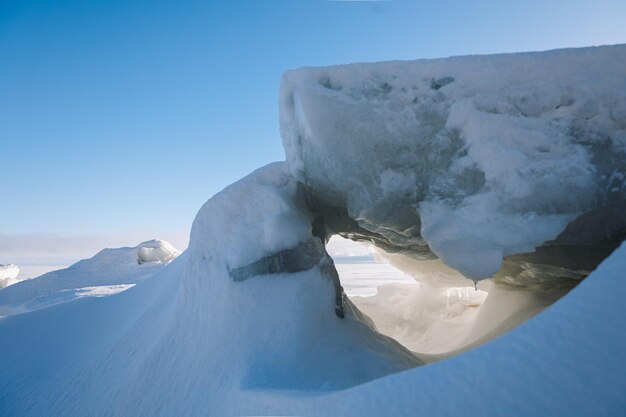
[326, 232, 600, 361]
[281, 49, 626, 363]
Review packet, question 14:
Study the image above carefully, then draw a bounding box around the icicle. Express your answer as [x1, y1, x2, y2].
[473, 280, 478, 291]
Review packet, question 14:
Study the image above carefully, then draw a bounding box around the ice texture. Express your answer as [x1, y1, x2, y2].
[280, 44, 626, 280]
[136, 239, 181, 264]
[229, 238, 326, 282]
[0, 264, 20, 289]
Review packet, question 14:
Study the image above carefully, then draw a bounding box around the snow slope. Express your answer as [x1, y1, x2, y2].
[0, 163, 420, 416]
[1, 45, 625, 416]
[2, 161, 624, 416]
[0, 239, 179, 316]
[272, 241, 626, 417]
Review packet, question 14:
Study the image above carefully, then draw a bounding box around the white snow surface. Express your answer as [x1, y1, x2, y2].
[336, 260, 414, 297]
[0, 240, 179, 316]
[1, 160, 625, 415]
[351, 279, 565, 358]
[0, 163, 421, 416]
[0, 264, 20, 289]
[281, 44, 626, 279]
[136, 239, 181, 264]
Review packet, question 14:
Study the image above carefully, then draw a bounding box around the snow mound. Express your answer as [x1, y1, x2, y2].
[281, 44, 626, 281]
[0, 239, 180, 316]
[185, 161, 420, 388]
[0, 163, 420, 416]
[0, 264, 20, 289]
[136, 239, 181, 264]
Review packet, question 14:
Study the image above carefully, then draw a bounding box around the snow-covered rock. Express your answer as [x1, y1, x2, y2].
[136, 239, 181, 264]
[0, 264, 20, 289]
[281, 44, 626, 281]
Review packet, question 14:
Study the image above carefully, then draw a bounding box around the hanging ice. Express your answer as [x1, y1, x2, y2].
[280, 44, 626, 282]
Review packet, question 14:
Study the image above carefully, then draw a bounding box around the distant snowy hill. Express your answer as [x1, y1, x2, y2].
[0, 239, 180, 316]
[1, 45, 625, 416]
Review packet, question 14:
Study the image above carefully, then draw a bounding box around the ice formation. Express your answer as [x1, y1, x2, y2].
[281, 44, 626, 282]
[0, 264, 20, 289]
[136, 239, 181, 264]
[1, 45, 625, 416]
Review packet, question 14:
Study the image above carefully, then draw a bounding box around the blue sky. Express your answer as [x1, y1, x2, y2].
[1, 0, 625, 260]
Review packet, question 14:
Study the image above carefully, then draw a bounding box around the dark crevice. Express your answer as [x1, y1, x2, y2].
[301, 185, 435, 260]
[228, 237, 346, 318]
[228, 238, 326, 282]
[302, 182, 626, 291]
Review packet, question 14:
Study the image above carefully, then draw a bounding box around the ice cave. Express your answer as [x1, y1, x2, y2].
[1, 44, 625, 416]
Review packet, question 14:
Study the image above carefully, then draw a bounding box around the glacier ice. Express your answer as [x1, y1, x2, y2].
[136, 239, 181, 264]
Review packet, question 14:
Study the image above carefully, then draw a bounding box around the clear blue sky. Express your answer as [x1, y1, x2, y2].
[1, 0, 625, 249]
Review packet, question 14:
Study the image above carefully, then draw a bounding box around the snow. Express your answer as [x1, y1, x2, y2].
[353, 282, 488, 355]
[136, 239, 181, 264]
[67, 284, 135, 297]
[0, 284, 136, 317]
[1, 45, 626, 416]
[351, 279, 565, 359]
[0, 264, 20, 289]
[336, 260, 415, 297]
[2, 223, 624, 415]
[0, 240, 179, 316]
[280, 44, 626, 280]
[0, 162, 421, 416]
[318, 241, 626, 417]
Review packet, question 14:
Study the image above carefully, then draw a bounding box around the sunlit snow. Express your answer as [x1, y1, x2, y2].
[1, 45, 625, 417]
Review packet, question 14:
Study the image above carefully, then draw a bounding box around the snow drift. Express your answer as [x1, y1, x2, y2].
[1, 45, 625, 416]
[0, 240, 180, 316]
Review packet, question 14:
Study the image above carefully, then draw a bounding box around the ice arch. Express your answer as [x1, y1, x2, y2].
[187, 162, 422, 388]
[277, 44, 626, 357]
